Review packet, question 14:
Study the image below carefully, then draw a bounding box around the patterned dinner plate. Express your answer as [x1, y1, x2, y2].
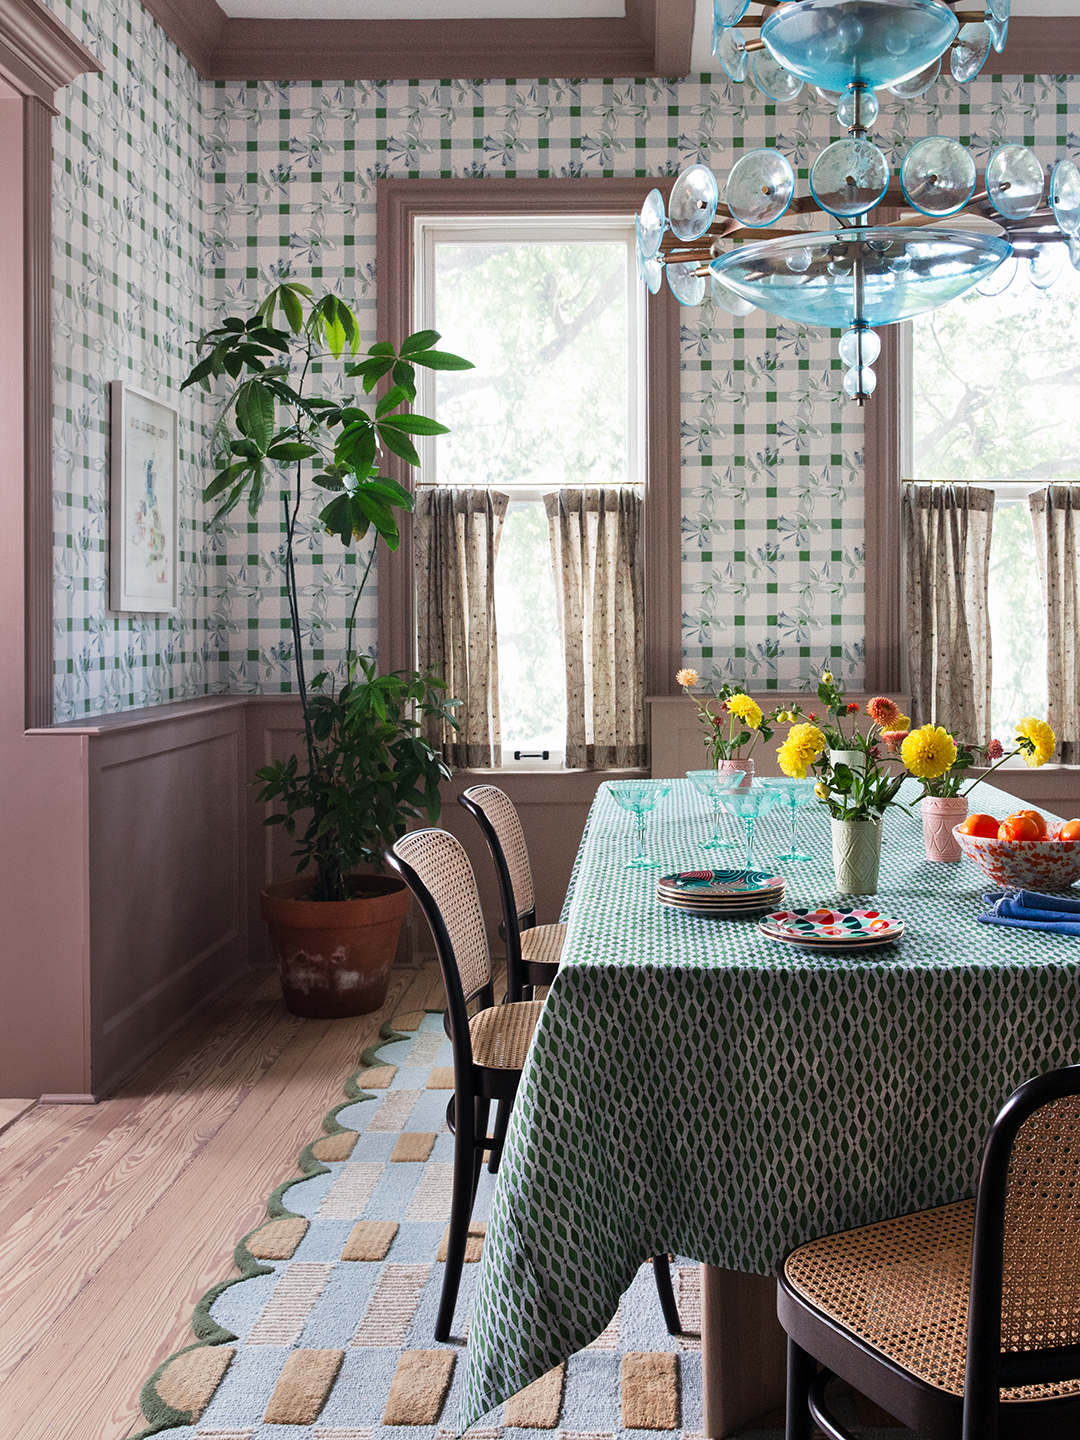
[659, 868, 787, 897]
[660, 897, 777, 919]
[758, 926, 904, 952]
[760, 907, 904, 941]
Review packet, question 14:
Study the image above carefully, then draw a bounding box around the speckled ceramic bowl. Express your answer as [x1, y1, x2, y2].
[952, 826, 1080, 892]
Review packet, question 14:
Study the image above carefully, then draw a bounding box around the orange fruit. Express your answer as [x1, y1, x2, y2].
[959, 813, 1000, 838]
[1058, 819, 1080, 842]
[998, 814, 1041, 842]
[1008, 808, 1048, 838]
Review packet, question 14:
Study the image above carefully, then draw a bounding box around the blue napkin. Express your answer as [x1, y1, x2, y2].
[978, 889, 1080, 936]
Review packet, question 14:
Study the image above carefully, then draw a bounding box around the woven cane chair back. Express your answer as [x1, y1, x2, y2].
[1000, 1093, 1080, 1367]
[463, 784, 535, 917]
[392, 828, 492, 1005]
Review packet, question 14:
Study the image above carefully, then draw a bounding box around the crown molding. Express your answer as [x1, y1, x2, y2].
[138, 0, 695, 80]
[0, 0, 101, 108]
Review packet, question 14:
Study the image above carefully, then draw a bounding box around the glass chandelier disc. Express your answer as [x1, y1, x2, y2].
[1050, 159, 1080, 237]
[1070, 237, 1080, 272]
[638, 188, 666, 259]
[711, 274, 756, 314]
[1028, 244, 1064, 291]
[708, 226, 1012, 328]
[715, 27, 750, 82]
[987, 11, 1008, 52]
[951, 23, 991, 83]
[751, 50, 804, 103]
[900, 136, 975, 216]
[986, 144, 1045, 220]
[669, 165, 719, 242]
[888, 57, 939, 96]
[667, 260, 706, 306]
[714, 0, 750, 29]
[987, 0, 1009, 23]
[974, 254, 1016, 296]
[725, 149, 796, 227]
[643, 254, 664, 295]
[810, 138, 889, 218]
[760, 0, 957, 93]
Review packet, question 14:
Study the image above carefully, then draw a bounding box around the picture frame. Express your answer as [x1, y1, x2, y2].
[109, 380, 180, 613]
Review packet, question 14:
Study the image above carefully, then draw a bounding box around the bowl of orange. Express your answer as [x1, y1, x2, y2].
[953, 810, 1080, 892]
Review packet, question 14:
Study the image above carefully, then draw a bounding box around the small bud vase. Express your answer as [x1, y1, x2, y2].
[830, 816, 883, 895]
[921, 795, 968, 862]
[717, 758, 754, 790]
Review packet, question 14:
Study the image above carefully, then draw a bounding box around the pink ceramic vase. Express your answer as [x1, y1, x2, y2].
[717, 758, 754, 790]
[921, 795, 969, 862]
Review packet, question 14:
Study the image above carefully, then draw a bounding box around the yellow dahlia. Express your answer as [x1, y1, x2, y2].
[900, 724, 958, 780]
[676, 668, 700, 688]
[777, 723, 827, 779]
[728, 693, 763, 729]
[1015, 716, 1056, 767]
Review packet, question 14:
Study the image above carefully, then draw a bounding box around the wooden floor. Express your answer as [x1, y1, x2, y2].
[0, 959, 450, 1440]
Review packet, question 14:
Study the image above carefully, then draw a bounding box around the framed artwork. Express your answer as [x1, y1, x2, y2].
[109, 380, 180, 612]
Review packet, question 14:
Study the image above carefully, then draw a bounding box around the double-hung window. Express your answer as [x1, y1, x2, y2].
[413, 215, 646, 768]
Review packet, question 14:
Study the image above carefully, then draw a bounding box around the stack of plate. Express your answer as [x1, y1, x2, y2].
[757, 907, 904, 952]
[657, 868, 786, 919]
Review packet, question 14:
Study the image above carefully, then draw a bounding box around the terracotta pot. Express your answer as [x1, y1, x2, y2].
[260, 875, 410, 1018]
[717, 758, 754, 789]
[921, 795, 968, 863]
[831, 816, 883, 895]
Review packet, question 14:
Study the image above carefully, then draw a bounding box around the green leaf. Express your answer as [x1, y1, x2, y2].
[337, 421, 377, 477]
[247, 461, 266, 516]
[379, 414, 450, 436]
[235, 380, 275, 450]
[353, 490, 400, 544]
[400, 329, 440, 356]
[410, 350, 475, 371]
[368, 341, 395, 357]
[376, 424, 421, 468]
[391, 362, 417, 399]
[280, 286, 304, 334]
[266, 441, 318, 461]
[355, 476, 412, 508]
[203, 462, 250, 502]
[375, 385, 411, 419]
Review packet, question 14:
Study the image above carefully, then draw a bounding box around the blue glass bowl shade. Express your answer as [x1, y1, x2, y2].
[638, 188, 666, 259]
[751, 50, 804, 102]
[888, 56, 939, 96]
[711, 274, 756, 315]
[1051, 159, 1080, 237]
[975, 253, 1017, 297]
[714, 0, 750, 29]
[761, 0, 958, 92]
[709, 227, 1012, 328]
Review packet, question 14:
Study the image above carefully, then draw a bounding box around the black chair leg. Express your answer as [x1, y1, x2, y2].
[436, 1091, 483, 1342]
[652, 1253, 681, 1335]
[472, 1097, 490, 1197]
[487, 1096, 511, 1173]
[785, 1335, 817, 1440]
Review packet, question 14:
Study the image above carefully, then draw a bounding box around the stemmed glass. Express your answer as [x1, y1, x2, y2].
[756, 777, 820, 862]
[713, 785, 782, 871]
[686, 769, 743, 851]
[606, 780, 673, 870]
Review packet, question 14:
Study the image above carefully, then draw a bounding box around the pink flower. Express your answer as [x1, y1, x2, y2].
[881, 729, 910, 752]
[870, 744, 881, 759]
[986, 738, 1004, 760]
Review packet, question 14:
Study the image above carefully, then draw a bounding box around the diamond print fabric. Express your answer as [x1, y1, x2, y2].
[459, 778, 1080, 1428]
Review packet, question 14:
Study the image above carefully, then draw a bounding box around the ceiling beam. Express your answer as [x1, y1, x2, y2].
[138, 0, 695, 80]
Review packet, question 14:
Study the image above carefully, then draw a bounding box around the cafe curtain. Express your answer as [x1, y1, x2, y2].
[1030, 485, 1080, 763]
[544, 487, 645, 769]
[414, 486, 509, 768]
[902, 481, 994, 738]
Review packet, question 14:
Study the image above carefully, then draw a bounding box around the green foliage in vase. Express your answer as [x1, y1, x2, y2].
[182, 282, 472, 901]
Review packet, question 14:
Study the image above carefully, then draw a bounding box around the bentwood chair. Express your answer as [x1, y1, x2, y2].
[386, 827, 681, 1341]
[458, 784, 566, 1003]
[777, 1065, 1080, 1440]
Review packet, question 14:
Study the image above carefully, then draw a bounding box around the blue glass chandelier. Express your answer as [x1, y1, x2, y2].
[636, 0, 1080, 403]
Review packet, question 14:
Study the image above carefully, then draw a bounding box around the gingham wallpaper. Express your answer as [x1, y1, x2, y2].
[40, 0, 1080, 715]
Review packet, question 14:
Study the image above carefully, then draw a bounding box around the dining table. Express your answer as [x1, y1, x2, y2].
[457, 776, 1080, 1436]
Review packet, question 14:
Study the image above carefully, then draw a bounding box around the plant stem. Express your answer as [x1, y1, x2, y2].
[345, 537, 378, 675]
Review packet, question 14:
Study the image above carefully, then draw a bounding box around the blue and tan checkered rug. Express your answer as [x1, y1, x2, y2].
[134, 1009, 909, 1440]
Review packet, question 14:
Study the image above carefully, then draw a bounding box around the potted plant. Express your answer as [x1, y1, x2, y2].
[675, 668, 783, 787]
[182, 282, 471, 1016]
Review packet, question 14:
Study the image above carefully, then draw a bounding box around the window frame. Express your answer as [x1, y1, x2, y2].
[376, 178, 682, 726]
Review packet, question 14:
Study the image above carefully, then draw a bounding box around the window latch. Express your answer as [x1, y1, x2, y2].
[514, 750, 550, 761]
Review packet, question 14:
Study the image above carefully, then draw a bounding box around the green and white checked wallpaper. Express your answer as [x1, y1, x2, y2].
[40, 0, 1080, 715]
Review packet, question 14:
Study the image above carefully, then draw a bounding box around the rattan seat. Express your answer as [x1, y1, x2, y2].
[520, 922, 567, 970]
[778, 1072, 1080, 1440]
[469, 999, 544, 1070]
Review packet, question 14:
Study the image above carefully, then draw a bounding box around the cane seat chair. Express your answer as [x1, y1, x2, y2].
[458, 784, 566, 1002]
[386, 827, 681, 1342]
[777, 1065, 1080, 1440]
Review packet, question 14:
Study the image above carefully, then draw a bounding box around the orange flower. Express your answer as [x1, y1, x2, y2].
[867, 696, 902, 728]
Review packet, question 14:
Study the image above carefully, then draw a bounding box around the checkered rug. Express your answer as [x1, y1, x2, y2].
[134, 1010, 910, 1439]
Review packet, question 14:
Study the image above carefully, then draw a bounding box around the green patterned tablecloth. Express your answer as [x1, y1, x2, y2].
[459, 778, 1080, 1428]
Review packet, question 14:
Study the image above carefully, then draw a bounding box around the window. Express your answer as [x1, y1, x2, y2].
[903, 264, 1080, 739]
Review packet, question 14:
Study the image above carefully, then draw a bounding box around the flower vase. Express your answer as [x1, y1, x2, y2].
[717, 758, 754, 790]
[831, 816, 883, 895]
[829, 748, 866, 773]
[921, 795, 968, 863]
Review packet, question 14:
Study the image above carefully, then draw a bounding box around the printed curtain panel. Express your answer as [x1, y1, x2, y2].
[902, 482, 994, 739]
[545, 487, 645, 770]
[414, 487, 509, 768]
[1030, 485, 1080, 764]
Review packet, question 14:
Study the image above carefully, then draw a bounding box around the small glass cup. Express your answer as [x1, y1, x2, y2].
[713, 785, 783, 870]
[686, 768, 744, 850]
[606, 780, 673, 870]
[756, 776, 820, 862]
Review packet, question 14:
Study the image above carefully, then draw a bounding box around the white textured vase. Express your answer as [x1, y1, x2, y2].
[831, 816, 883, 895]
[717, 758, 754, 790]
[829, 748, 867, 774]
[921, 795, 968, 863]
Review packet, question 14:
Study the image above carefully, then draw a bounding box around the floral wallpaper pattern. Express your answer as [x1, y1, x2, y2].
[41, 1, 1080, 711]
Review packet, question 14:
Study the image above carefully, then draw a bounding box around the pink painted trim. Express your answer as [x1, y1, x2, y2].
[863, 324, 901, 694]
[995, 17, 1080, 75]
[0, 0, 101, 107]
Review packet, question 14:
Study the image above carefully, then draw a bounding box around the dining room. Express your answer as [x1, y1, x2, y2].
[3, 0, 1080, 1437]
